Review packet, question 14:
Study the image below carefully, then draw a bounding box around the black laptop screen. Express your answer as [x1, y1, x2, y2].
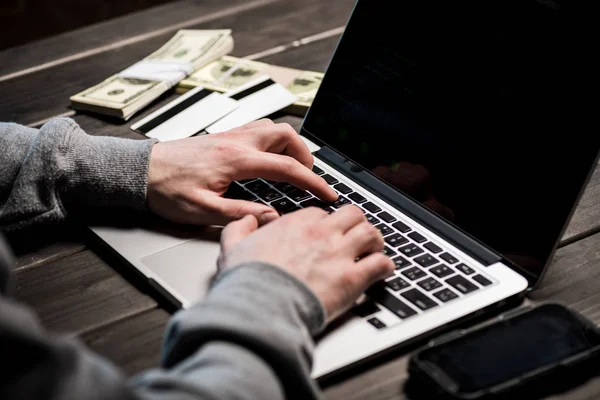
[302, 0, 598, 282]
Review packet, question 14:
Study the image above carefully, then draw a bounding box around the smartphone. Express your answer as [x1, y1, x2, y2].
[407, 303, 600, 399]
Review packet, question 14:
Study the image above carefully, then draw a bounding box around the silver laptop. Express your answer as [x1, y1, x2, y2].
[89, 0, 599, 381]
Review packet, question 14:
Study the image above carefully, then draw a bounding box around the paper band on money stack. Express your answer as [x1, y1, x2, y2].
[70, 30, 234, 120]
[177, 56, 323, 116]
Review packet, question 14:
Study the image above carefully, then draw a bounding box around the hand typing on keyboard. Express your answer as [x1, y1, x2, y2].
[218, 206, 395, 321]
[146, 119, 337, 226]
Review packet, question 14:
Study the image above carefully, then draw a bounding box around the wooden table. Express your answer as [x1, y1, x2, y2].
[2, 1, 600, 398]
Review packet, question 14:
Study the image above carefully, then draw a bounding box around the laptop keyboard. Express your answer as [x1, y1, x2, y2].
[224, 163, 495, 330]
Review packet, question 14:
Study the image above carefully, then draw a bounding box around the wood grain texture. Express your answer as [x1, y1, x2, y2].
[0, 0, 355, 125]
[0, 0, 268, 79]
[5, 225, 86, 270]
[561, 162, 600, 245]
[14, 249, 157, 334]
[80, 307, 169, 376]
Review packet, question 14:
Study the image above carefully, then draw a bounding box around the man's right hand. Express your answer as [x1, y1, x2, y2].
[217, 205, 395, 321]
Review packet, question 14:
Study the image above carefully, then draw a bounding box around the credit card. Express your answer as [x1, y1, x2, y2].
[205, 75, 297, 134]
[130, 86, 238, 141]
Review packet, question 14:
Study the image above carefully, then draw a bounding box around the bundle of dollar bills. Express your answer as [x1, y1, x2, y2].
[70, 29, 233, 120]
[177, 55, 323, 116]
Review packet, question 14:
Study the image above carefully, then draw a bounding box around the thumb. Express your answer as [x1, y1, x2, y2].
[206, 194, 280, 226]
[220, 214, 259, 252]
[352, 252, 395, 291]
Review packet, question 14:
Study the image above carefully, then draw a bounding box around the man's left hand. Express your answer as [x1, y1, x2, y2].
[147, 119, 338, 226]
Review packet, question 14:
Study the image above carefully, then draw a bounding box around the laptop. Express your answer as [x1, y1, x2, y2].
[89, 0, 599, 381]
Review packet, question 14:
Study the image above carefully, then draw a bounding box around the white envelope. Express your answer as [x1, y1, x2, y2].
[131, 86, 238, 141]
[205, 75, 298, 134]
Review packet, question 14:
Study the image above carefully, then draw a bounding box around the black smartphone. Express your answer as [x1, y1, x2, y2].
[407, 303, 600, 399]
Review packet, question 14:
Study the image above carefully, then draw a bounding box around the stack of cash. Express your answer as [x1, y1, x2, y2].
[177, 56, 323, 116]
[70, 29, 233, 120]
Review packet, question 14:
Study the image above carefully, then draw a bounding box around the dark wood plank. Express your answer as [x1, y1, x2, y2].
[14, 249, 156, 334]
[0, 0, 271, 80]
[0, 0, 355, 126]
[80, 307, 169, 376]
[4, 225, 85, 270]
[561, 162, 600, 245]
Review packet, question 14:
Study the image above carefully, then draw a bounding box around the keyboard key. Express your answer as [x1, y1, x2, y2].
[392, 256, 411, 269]
[312, 165, 324, 175]
[430, 264, 454, 278]
[332, 196, 351, 208]
[398, 243, 424, 257]
[446, 275, 479, 294]
[274, 182, 297, 194]
[456, 263, 475, 275]
[257, 188, 283, 202]
[407, 231, 427, 243]
[366, 287, 417, 319]
[440, 252, 459, 264]
[270, 198, 296, 213]
[352, 300, 380, 317]
[224, 183, 255, 200]
[377, 211, 396, 223]
[423, 242, 443, 253]
[473, 275, 492, 286]
[433, 288, 459, 302]
[413, 254, 438, 268]
[288, 189, 312, 202]
[321, 174, 338, 185]
[363, 202, 381, 213]
[224, 181, 245, 196]
[382, 246, 397, 257]
[392, 220, 411, 233]
[367, 317, 386, 329]
[333, 183, 353, 194]
[401, 289, 438, 311]
[385, 233, 409, 247]
[366, 214, 380, 225]
[374, 224, 394, 236]
[417, 277, 442, 291]
[245, 179, 270, 193]
[385, 277, 410, 291]
[300, 198, 326, 208]
[402, 267, 426, 280]
[348, 192, 367, 203]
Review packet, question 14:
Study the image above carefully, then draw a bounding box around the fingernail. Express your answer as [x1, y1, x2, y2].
[258, 211, 279, 225]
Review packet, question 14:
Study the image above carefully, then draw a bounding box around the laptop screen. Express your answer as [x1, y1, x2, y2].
[302, 0, 598, 283]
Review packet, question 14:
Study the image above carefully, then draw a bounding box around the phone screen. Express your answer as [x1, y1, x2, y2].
[418, 304, 600, 393]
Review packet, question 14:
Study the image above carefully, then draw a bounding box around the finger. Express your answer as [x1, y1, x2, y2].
[343, 220, 385, 257]
[246, 123, 314, 169]
[220, 214, 259, 253]
[226, 118, 275, 133]
[321, 205, 366, 233]
[233, 152, 338, 201]
[203, 194, 280, 226]
[351, 252, 396, 289]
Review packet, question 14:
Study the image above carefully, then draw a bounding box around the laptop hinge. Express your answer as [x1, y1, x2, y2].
[315, 146, 502, 267]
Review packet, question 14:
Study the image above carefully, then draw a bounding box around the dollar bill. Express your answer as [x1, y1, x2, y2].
[70, 29, 233, 120]
[178, 56, 323, 116]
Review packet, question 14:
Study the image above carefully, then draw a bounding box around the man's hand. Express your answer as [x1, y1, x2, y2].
[217, 206, 395, 321]
[147, 119, 337, 226]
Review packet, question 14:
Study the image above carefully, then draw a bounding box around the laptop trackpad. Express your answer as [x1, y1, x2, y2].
[141, 239, 221, 307]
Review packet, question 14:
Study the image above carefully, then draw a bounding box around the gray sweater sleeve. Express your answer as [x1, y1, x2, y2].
[0, 119, 327, 399]
[0, 118, 155, 230]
